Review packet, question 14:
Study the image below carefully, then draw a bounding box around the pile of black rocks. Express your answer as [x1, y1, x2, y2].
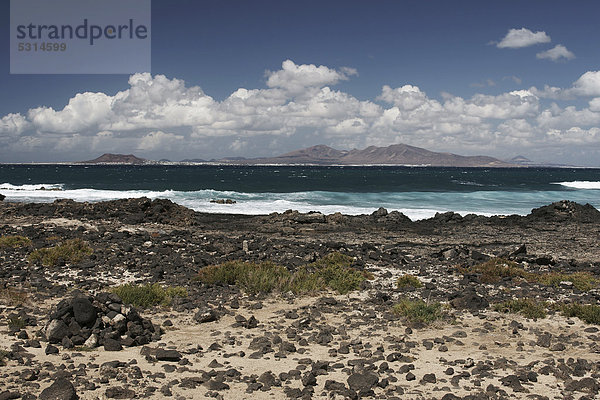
[44, 292, 161, 352]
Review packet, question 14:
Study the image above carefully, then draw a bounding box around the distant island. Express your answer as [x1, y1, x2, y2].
[80, 153, 147, 164]
[79, 144, 520, 167]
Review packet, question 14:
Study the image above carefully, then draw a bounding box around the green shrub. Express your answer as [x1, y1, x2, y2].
[460, 258, 529, 284]
[197, 252, 368, 295]
[239, 262, 291, 295]
[0, 235, 31, 249]
[286, 268, 325, 294]
[493, 298, 547, 319]
[392, 299, 443, 324]
[309, 252, 354, 269]
[396, 274, 423, 289]
[28, 238, 92, 266]
[560, 303, 600, 325]
[461, 258, 598, 292]
[538, 272, 597, 292]
[112, 283, 187, 308]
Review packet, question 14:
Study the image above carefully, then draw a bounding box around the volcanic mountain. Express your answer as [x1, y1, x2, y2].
[80, 154, 147, 164]
[229, 144, 515, 167]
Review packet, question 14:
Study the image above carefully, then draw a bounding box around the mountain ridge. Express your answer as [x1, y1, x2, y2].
[229, 143, 516, 167]
[78, 144, 519, 167]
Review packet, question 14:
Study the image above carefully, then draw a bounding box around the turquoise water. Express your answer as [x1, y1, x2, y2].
[1, 165, 599, 220]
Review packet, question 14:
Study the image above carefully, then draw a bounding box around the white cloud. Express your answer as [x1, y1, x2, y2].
[377, 85, 428, 110]
[2, 60, 600, 164]
[0, 113, 30, 136]
[530, 70, 600, 99]
[265, 60, 357, 94]
[536, 44, 575, 62]
[137, 131, 184, 151]
[572, 71, 600, 96]
[497, 28, 551, 48]
[589, 98, 600, 112]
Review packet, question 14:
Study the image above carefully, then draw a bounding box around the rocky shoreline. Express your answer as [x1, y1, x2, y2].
[1, 198, 600, 399]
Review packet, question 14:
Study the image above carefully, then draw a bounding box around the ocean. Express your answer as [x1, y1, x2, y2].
[0, 165, 599, 220]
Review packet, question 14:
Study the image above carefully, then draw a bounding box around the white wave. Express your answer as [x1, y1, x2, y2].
[554, 181, 600, 190]
[1, 183, 598, 221]
[0, 182, 64, 191]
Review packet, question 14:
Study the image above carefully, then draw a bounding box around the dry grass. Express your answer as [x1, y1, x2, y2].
[392, 299, 443, 324]
[559, 303, 600, 325]
[0, 235, 31, 249]
[197, 252, 369, 295]
[112, 283, 187, 308]
[28, 238, 93, 266]
[493, 298, 547, 319]
[461, 258, 598, 291]
[396, 274, 423, 289]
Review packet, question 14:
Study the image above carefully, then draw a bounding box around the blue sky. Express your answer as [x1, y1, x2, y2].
[1, 0, 600, 164]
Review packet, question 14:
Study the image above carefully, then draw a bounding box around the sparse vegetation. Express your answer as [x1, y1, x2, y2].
[459, 258, 528, 283]
[28, 238, 93, 266]
[73, 346, 96, 352]
[396, 274, 423, 289]
[392, 298, 443, 324]
[559, 303, 600, 325]
[538, 272, 598, 292]
[112, 283, 187, 309]
[0, 287, 27, 306]
[7, 315, 25, 330]
[196, 252, 369, 295]
[493, 298, 547, 319]
[461, 258, 598, 291]
[0, 235, 31, 249]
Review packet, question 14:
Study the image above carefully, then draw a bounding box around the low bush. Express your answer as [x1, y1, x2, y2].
[459, 258, 528, 284]
[461, 258, 598, 292]
[396, 274, 423, 289]
[493, 298, 547, 319]
[392, 298, 443, 324]
[538, 272, 598, 292]
[560, 303, 600, 325]
[197, 252, 368, 295]
[0, 235, 31, 249]
[28, 238, 92, 266]
[112, 283, 187, 308]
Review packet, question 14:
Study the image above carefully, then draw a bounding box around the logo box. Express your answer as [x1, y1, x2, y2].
[10, 0, 151, 74]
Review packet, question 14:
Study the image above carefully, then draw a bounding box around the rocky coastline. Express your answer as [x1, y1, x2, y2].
[1, 198, 600, 399]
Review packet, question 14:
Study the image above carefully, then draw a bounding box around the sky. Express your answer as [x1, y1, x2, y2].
[1, 0, 600, 165]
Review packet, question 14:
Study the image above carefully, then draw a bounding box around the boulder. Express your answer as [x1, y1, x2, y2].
[449, 287, 489, 311]
[72, 297, 96, 326]
[45, 320, 69, 344]
[155, 348, 181, 362]
[347, 371, 379, 392]
[39, 378, 78, 400]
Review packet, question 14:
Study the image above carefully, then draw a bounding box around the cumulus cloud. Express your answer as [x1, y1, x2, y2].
[2, 60, 600, 164]
[265, 60, 357, 94]
[572, 71, 600, 96]
[0, 113, 30, 136]
[536, 44, 575, 62]
[497, 28, 551, 48]
[137, 131, 184, 151]
[530, 71, 600, 99]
